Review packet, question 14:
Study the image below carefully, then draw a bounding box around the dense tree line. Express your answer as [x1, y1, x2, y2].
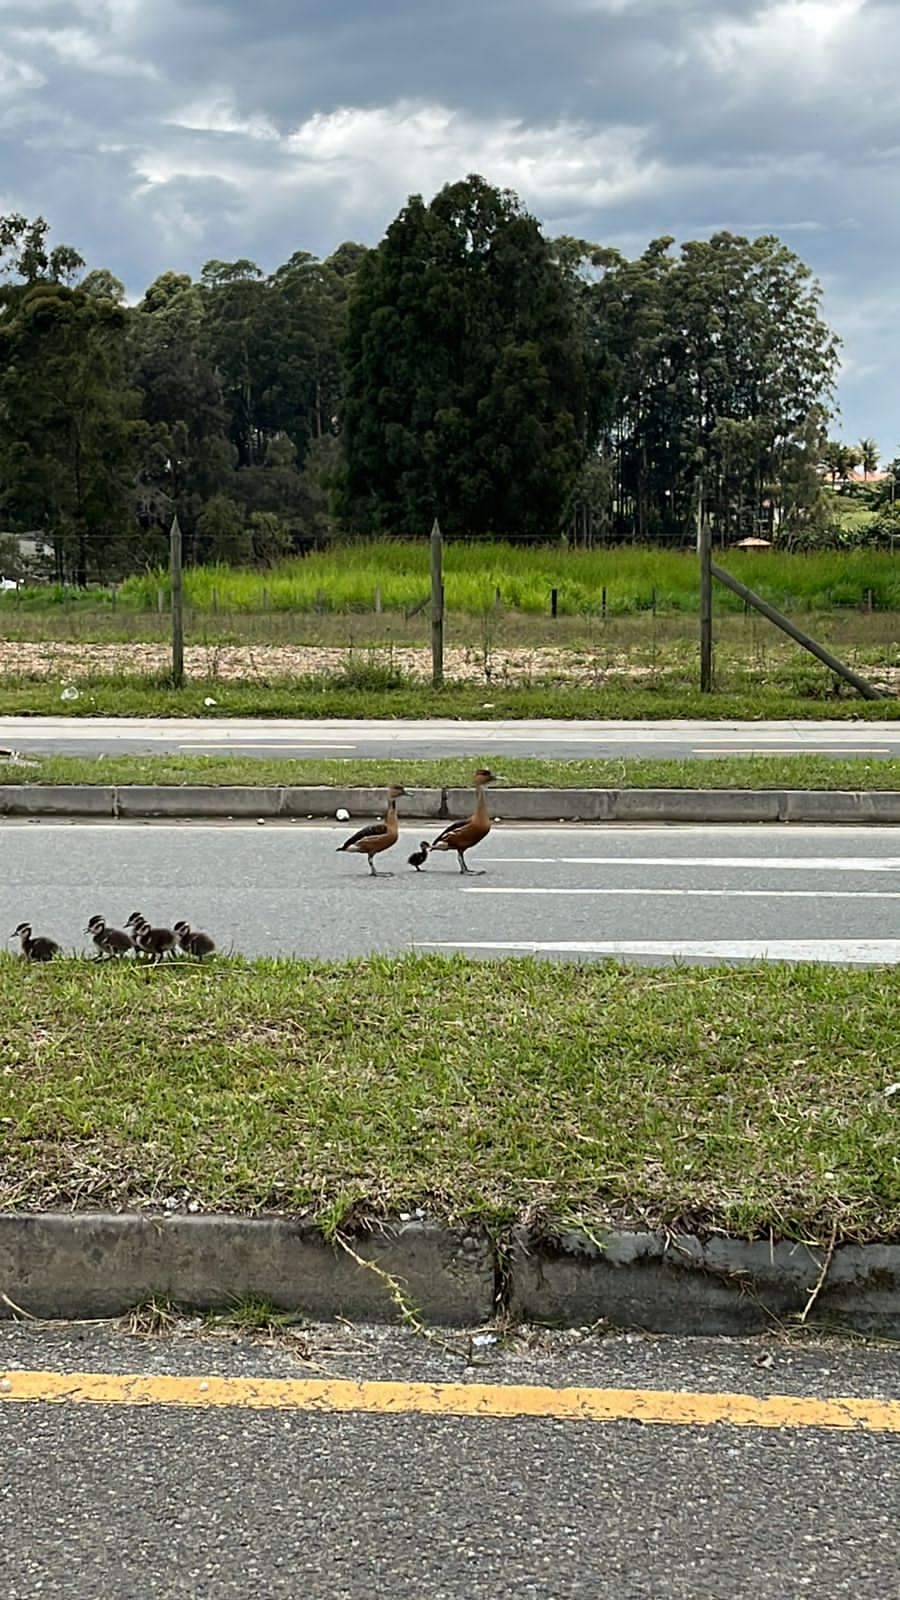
[0, 182, 855, 583]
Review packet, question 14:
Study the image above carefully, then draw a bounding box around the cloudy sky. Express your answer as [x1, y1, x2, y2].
[0, 0, 897, 453]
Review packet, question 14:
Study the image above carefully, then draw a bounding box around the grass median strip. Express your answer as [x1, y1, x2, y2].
[0, 673, 897, 721]
[4, 754, 900, 792]
[0, 955, 896, 1241]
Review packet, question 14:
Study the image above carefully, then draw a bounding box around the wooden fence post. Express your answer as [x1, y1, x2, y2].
[430, 518, 444, 687]
[170, 514, 184, 689]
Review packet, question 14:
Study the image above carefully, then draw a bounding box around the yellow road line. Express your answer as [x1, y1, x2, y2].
[1, 1371, 899, 1431]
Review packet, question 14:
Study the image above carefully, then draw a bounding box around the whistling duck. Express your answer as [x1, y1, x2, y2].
[85, 915, 134, 960]
[11, 922, 60, 962]
[125, 911, 177, 960]
[429, 767, 497, 874]
[173, 920, 216, 959]
[336, 783, 407, 875]
[408, 841, 431, 872]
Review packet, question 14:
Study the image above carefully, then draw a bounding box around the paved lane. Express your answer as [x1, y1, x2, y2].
[1, 714, 899, 762]
[1, 1323, 897, 1600]
[3, 820, 899, 966]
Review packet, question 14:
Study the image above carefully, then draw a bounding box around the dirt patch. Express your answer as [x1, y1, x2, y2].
[0, 639, 896, 690]
[0, 641, 645, 685]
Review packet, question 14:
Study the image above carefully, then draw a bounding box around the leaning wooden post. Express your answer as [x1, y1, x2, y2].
[430, 517, 444, 687]
[710, 561, 885, 700]
[697, 480, 713, 693]
[170, 513, 184, 689]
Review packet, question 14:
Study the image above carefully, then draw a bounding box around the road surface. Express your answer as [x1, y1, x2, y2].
[4, 819, 899, 966]
[1, 714, 898, 762]
[1, 1321, 897, 1598]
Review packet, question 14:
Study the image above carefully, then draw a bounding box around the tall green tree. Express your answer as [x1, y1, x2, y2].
[0, 277, 137, 582]
[342, 175, 587, 538]
[130, 270, 232, 553]
[0, 213, 84, 284]
[586, 233, 839, 542]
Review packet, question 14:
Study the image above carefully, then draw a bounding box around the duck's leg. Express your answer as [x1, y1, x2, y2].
[457, 852, 484, 877]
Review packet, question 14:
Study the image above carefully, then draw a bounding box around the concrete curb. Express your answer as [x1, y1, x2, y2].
[0, 1214, 494, 1326]
[0, 784, 899, 824]
[2, 1215, 899, 1335]
[509, 1228, 900, 1337]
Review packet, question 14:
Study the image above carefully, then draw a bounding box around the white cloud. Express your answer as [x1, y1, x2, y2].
[136, 100, 661, 228]
[0, 50, 45, 93]
[10, 26, 160, 79]
[166, 98, 279, 142]
[701, 0, 869, 96]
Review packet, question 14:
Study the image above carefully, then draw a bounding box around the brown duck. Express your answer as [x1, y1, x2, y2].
[336, 783, 407, 876]
[429, 768, 497, 874]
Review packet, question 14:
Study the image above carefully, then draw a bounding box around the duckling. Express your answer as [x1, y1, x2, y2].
[173, 920, 216, 960]
[85, 914, 134, 960]
[336, 783, 407, 876]
[429, 767, 497, 874]
[408, 840, 431, 872]
[11, 922, 60, 962]
[125, 911, 177, 960]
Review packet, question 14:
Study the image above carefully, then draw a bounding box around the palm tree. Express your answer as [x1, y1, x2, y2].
[821, 440, 861, 488]
[858, 437, 880, 480]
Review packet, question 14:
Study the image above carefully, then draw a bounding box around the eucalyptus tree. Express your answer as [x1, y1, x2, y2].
[343, 175, 588, 538]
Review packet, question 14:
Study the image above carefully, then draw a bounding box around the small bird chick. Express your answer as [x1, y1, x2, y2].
[125, 911, 176, 960]
[85, 915, 134, 960]
[11, 922, 60, 962]
[408, 841, 431, 872]
[173, 920, 216, 960]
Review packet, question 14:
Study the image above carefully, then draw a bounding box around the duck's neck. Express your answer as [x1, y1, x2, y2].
[474, 782, 488, 817]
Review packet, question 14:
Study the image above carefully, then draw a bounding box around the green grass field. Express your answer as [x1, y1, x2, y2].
[1, 955, 896, 1243]
[5, 541, 900, 618]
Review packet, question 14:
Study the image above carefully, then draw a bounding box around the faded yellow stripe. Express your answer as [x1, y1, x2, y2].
[1, 1370, 898, 1431]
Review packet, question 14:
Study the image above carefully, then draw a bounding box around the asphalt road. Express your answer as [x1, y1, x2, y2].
[4, 819, 900, 966]
[1, 1322, 897, 1599]
[1, 714, 899, 762]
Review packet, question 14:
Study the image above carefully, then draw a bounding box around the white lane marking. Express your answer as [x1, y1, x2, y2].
[479, 856, 900, 870]
[177, 742, 356, 752]
[691, 747, 891, 756]
[461, 886, 900, 899]
[414, 939, 900, 965]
